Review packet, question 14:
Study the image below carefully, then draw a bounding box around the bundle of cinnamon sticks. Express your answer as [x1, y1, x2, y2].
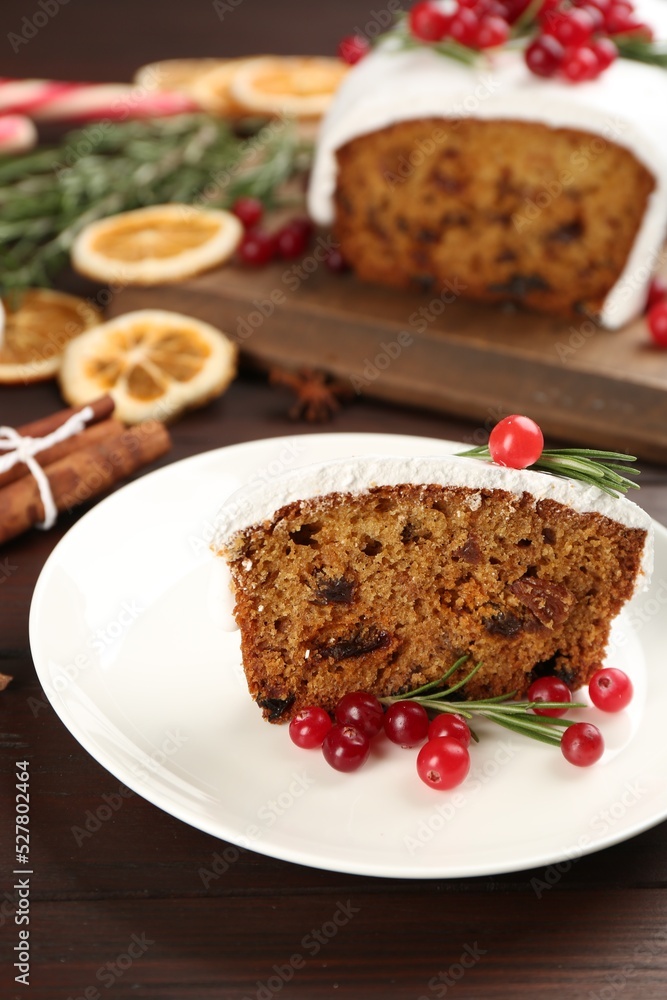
[0, 396, 171, 545]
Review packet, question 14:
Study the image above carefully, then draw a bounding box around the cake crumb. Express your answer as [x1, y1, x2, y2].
[242, 558, 253, 571]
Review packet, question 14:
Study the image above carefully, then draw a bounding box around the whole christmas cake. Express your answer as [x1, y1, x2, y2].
[308, 0, 667, 327]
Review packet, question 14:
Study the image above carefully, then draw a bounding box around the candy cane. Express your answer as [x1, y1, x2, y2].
[0, 79, 198, 122]
[0, 114, 37, 152]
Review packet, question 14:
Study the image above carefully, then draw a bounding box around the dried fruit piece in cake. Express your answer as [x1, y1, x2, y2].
[213, 454, 652, 722]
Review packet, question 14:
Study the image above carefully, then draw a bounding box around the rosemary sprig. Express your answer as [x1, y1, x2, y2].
[393, 33, 479, 66]
[457, 445, 640, 498]
[510, 0, 546, 37]
[377, 14, 479, 65]
[614, 36, 667, 68]
[0, 114, 312, 294]
[380, 656, 585, 747]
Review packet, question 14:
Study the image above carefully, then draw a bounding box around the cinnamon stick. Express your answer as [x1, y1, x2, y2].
[0, 417, 125, 491]
[14, 395, 115, 440]
[0, 420, 171, 545]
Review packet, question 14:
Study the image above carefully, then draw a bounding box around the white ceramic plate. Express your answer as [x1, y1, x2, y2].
[30, 433, 667, 879]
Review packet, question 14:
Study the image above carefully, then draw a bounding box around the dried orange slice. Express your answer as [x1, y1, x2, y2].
[229, 57, 348, 118]
[71, 204, 243, 285]
[189, 58, 260, 116]
[0, 289, 101, 385]
[59, 309, 237, 424]
[133, 58, 225, 97]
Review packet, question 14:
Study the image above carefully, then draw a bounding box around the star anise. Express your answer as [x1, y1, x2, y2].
[268, 366, 354, 422]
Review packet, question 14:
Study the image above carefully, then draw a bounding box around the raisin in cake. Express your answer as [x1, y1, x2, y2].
[212, 454, 652, 722]
[308, 0, 667, 328]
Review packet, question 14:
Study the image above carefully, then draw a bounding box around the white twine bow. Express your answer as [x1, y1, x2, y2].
[0, 405, 95, 530]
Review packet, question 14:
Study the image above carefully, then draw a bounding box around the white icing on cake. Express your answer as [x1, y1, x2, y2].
[308, 0, 667, 328]
[212, 453, 654, 608]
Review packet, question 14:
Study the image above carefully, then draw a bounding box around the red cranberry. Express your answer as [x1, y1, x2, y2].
[384, 702, 429, 747]
[561, 44, 602, 82]
[286, 216, 314, 239]
[275, 219, 312, 259]
[550, 9, 596, 46]
[322, 723, 370, 772]
[232, 197, 263, 229]
[589, 36, 618, 70]
[604, 1, 635, 33]
[589, 667, 633, 713]
[617, 19, 654, 40]
[648, 300, 667, 348]
[238, 229, 276, 266]
[578, 4, 605, 30]
[538, 0, 562, 26]
[501, 0, 533, 22]
[324, 248, 349, 273]
[474, 0, 508, 15]
[335, 691, 384, 739]
[450, 7, 480, 46]
[475, 15, 510, 48]
[646, 276, 667, 312]
[409, 1, 453, 41]
[561, 722, 604, 767]
[338, 34, 370, 65]
[525, 34, 565, 77]
[289, 707, 332, 749]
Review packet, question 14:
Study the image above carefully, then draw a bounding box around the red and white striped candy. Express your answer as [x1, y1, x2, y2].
[0, 114, 37, 152]
[0, 79, 198, 122]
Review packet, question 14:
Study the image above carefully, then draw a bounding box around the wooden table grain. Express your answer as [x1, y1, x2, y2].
[2, 2, 667, 998]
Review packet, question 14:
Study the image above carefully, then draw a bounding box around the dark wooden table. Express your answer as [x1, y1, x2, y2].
[2, 2, 667, 998]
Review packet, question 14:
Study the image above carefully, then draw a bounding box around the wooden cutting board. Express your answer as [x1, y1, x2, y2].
[109, 259, 667, 462]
